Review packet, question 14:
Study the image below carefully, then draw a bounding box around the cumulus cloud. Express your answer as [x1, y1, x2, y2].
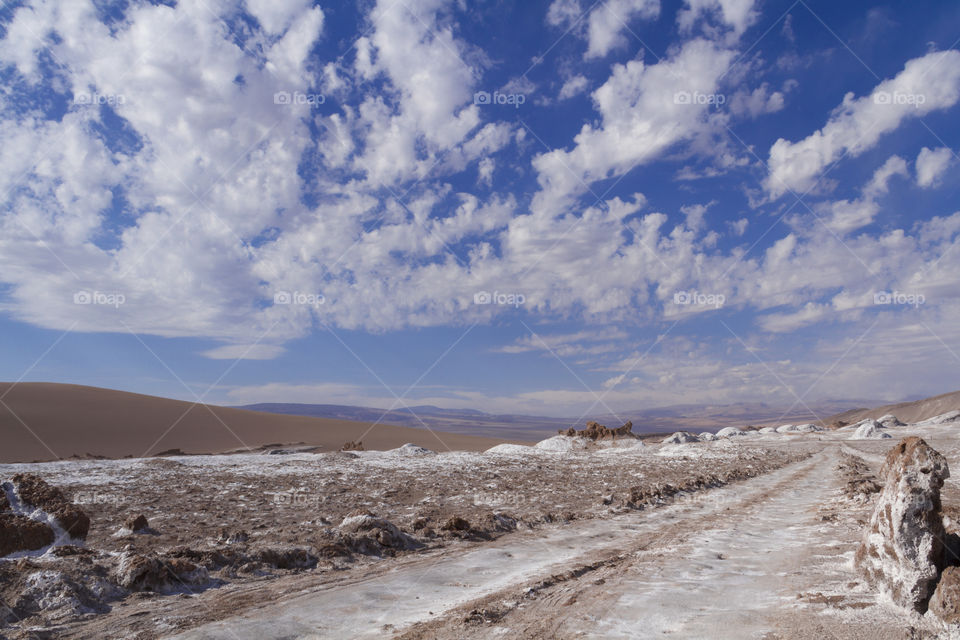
[916, 146, 953, 188]
[584, 0, 660, 59]
[532, 38, 735, 216]
[765, 50, 960, 198]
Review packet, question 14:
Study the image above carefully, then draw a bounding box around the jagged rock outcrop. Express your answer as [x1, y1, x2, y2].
[855, 437, 949, 612]
[560, 421, 634, 441]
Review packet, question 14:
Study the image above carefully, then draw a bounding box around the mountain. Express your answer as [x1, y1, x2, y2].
[823, 389, 960, 426]
[233, 403, 571, 439]
[235, 399, 882, 438]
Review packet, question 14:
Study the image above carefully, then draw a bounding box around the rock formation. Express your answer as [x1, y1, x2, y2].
[560, 421, 634, 441]
[1, 475, 89, 557]
[0, 514, 55, 557]
[124, 515, 150, 533]
[855, 437, 949, 612]
[10, 474, 90, 539]
[930, 565, 960, 623]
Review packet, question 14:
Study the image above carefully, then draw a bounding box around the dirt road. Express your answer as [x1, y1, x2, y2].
[168, 445, 938, 639]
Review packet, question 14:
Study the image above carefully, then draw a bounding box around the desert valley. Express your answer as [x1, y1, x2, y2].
[3, 386, 960, 638]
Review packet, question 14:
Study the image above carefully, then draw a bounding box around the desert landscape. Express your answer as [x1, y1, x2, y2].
[3, 0, 960, 638]
[4, 388, 960, 638]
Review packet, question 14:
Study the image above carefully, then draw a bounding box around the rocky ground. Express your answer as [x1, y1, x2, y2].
[3, 415, 960, 639]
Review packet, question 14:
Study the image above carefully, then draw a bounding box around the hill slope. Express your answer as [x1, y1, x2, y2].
[824, 389, 960, 425]
[0, 383, 512, 463]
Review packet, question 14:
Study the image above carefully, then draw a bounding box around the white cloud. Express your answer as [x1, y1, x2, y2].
[757, 302, 830, 333]
[245, 0, 314, 36]
[678, 0, 758, 39]
[559, 74, 589, 100]
[202, 344, 287, 360]
[532, 38, 735, 216]
[584, 0, 660, 59]
[864, 154, 908, 197]
[545, 0, 660, 60]
[916, 146, 953, 188]
[546, 0, 582, 29]
[728, 83, 785, 117]
[765, 50, 960, 198]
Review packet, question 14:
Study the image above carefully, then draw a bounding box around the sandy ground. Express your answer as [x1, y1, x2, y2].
[3, 418, 960, 639]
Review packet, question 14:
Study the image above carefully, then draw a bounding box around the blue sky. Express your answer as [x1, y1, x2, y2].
[1, 0, 959, 418]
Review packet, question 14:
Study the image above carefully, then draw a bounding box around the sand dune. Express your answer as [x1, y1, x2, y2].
[0, 383, 514, 463]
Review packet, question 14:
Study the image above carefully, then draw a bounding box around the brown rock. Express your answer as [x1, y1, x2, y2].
[126, 514, 150, 532]
[115, 552, 209, 592]
[0, 513, 55, 557]
[11, 474, 90, 539]
[564, 420, 634, 441]
[930, 565, 960, 623]
[441, 516, 471, 532]
[855, 437, 950, 612]
[341, 440, 365, 451]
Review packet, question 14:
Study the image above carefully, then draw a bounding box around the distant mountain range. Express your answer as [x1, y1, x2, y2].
[233, 398, 885, 439]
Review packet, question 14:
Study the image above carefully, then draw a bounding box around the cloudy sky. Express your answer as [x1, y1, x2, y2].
[1, 0, 959, 419]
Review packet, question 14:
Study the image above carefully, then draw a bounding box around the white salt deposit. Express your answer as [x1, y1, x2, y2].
[661, 432, 700, 445]
[715, 427, 746, 438]
[533, 435, 589, 452]
[484, 443, 535, 455]
[850, 420, 891, 440]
